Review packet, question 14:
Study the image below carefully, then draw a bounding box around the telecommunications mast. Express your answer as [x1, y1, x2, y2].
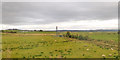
[56, 26, 58, 36]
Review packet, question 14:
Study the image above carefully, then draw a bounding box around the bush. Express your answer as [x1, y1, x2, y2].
[66, 31, 71, 38]
[78, 35, 82, 40]
[2, 30, 18, 33]
[84, 36, 89, 40]
[63, 32, 89, 40]
[78, 35, 89, 40]
[39, 30, 43, 32]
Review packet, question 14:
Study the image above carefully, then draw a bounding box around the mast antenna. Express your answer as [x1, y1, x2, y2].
[56, 26, 58, 36]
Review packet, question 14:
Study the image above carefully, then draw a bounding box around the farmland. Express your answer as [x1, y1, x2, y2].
[2, 31, 119, 58]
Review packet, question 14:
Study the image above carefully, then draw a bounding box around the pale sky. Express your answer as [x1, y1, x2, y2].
[1, 2, 118, 30]
[2, 0, 119, 2]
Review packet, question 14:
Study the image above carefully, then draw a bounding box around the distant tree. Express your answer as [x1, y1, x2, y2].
[39, 30, 43, 32]
[34, 30, 37, 31]
[1, 30, 4, 32]
[1, 30, 17, 33]
[7, 29, 19, 30]
[9, 31, 17, 33]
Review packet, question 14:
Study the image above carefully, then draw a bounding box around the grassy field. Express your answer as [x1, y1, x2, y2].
[21, 31, 56, 34]
[2, 32, 118, 58]
[69, 32, 118, 42]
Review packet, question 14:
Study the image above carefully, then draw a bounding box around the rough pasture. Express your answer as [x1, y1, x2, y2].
[2, 32, 118, 58]
[71, 32, 118, 42]
[63, 32, 118, 50]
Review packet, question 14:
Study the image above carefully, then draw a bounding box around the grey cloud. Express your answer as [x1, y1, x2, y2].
[2, 2, 118, 25]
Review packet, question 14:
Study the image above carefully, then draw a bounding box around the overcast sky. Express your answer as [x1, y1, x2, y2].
[2, 0, 119, 2]
[1, 2, 118, 30]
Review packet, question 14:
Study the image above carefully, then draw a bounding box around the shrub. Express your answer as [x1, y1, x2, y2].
[63, 32, 89, 40]
[78, 35, 84, 40]
[2, 30, 18, 33]
[84, 36, 89, 40]
[66, 31, 71, 38]
[39, 30, 43, 32]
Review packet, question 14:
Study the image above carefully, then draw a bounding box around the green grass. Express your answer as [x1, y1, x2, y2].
[69, 32, 118, 42]
[2, 33, 118, 58]
[20, 31, 56, 34]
